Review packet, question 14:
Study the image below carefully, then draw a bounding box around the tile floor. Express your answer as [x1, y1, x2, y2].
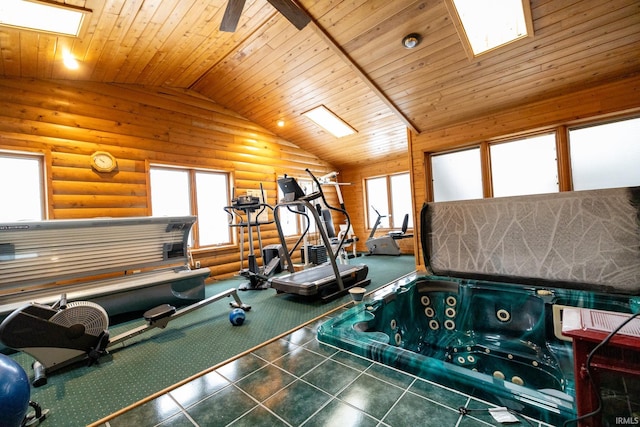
[99, 309, 551, 427]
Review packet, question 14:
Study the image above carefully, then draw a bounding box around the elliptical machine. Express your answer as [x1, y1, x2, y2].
[224, 184, 280, 290]
[365, 206, 412, 256]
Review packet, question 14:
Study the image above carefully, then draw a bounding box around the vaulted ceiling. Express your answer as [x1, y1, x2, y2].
[0, 0, 638, 169]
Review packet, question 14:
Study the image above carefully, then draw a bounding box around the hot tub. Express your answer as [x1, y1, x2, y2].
[319, 187, 640, 425]
[318, 274, 636, 424]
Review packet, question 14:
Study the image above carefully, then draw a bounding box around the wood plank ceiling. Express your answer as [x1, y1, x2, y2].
[0, 0, 638, 169]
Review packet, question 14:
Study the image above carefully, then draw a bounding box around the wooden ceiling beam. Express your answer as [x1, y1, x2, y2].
[304, 13, 420, 134]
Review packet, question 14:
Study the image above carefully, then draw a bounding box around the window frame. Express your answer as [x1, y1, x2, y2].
[445, 0, 534, 59]
[430, 147, 484, 202]
[148, 163, 233, 250]
[568, 116, 640, 191]
[425, 114, 640, 202]
[364, 172, 413, 231]
[489, 132, 559, 198]
[0, 149, 47, 221]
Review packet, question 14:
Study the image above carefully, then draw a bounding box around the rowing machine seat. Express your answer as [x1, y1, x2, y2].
[143, 304, 176, 323]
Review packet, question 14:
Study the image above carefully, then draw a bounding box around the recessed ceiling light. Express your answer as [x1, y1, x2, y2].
[277, 119, 285, 127]
[63, 50, 79, 70]
[402, 33, 421, 49]
[0, 0, 91, 37]
[302, 105, 356, 138]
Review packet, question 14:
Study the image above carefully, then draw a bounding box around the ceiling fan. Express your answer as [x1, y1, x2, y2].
[220, 0, 311, 32]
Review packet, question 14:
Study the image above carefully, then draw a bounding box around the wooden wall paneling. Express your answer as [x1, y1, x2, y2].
[1, 0, 637, 171]
[167, 4, 270, 88]
[410, 75, 640, 270]
[394, 1, 640, 132]
[114, 2, 186, 84]
[413, 74, 640, 154]
[342, 1, 447, 69]
[136, 3, 221, 86]
[480, 142, 493, 199]
[0, 31, 21, 76]
[67, 0, 107, 80]
[44, 148, 54, 219]
[19, 32, 39, 77]
[68, 3, 119, 81]
[91, 0, 153, 82]
[235, 47, 340, 115]
[340, 154, 413, 255]
[197, 20, 305, 103]
[88, 0, 145, 82]
[555, 126, 572, 192]
[0, 77, 336, 279]
[244, 54, 351, 123]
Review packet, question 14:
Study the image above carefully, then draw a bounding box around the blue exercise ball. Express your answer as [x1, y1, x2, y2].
[229, 308, 246, 326]
[0, 354, 30, 427]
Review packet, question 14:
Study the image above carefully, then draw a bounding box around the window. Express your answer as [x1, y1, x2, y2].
[390, 174, 413, 229]
[490, 133, 558, 197]
[569, 117, 640, 191]
[447, 0, 533, 57]
[431, 148, 483, 202]
[302, 105, 356, 138]
[427, 116, 640, 202]
[149, 166, 231, 248]
[0, 152, 45, 221]
[365, 173, 412, 230]
[0, 0, 90, 37]
[366, 177, 389, 228]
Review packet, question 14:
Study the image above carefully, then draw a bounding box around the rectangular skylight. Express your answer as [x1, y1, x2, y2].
[0, 0, 90, 37]
[448, 0, 533, 57]
[302, 105, 356, 138]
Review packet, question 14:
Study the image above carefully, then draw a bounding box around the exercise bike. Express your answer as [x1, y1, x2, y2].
[0, 289, 251, 387]
[365, 206, 412, 256]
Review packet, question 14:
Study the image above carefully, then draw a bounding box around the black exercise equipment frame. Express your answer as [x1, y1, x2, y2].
[271, 169, 370, 301]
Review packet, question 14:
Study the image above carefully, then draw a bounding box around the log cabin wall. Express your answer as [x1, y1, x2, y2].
[0, 77, 338, 280]
[408, 74, 640, 272]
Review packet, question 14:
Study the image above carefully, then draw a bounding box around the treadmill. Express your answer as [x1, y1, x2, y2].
[271, 169, 370, 300]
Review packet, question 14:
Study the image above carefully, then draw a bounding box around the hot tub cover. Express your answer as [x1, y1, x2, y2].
[421, 187, 640, 294]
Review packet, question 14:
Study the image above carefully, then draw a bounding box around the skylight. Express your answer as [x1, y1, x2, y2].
[0, 0, 90, 37]
[302, 105, 356, 138]
[447, 0, 533, 57]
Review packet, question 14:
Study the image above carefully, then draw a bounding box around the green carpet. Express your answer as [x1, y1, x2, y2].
[7, 255, 415, 427]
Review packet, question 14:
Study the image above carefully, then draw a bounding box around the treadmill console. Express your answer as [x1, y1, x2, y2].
[232, 195, 260, 207]
[278, 176, 322, 202]
[277, 176, 306, 202]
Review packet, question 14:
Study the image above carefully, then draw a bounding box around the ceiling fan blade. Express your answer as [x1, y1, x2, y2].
[220, 0, 247, 32]
[267, 0, 311, 30]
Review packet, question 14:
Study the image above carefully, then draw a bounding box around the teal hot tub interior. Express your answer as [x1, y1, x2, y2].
[319, 187, 640, 425]
[318, 274, 636, 425]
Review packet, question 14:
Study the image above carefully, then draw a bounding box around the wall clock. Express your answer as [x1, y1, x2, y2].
[90, 151, 117, 173]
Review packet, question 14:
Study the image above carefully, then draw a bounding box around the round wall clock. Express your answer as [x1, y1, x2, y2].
[90, 151, 117, 173]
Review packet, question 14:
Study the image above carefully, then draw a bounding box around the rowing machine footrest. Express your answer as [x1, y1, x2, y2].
[88, 330, 110, 366]
[144, 304, 176, 322]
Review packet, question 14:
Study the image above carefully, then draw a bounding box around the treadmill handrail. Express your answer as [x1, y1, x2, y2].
[273, 199, 345, 292]
[304, 168, 351, 257]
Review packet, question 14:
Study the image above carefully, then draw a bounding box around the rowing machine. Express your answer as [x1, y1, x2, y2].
[0, 288, 251, 387]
